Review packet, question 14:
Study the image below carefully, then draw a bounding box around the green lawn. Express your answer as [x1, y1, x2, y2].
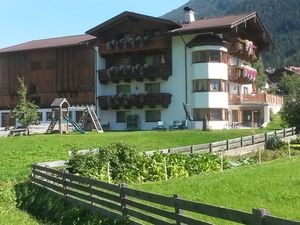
[136, 156, 300, 223]
[0, 129, 268, 181]
[0, 116, 293, 225]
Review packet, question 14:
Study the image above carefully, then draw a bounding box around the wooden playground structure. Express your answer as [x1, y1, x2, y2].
[47, 98, 103, 134]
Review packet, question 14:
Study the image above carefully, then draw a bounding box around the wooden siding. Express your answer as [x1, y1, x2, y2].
[0, 45, 95, 109]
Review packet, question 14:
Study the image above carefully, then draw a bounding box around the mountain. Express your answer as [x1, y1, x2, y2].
[163, 0, 300, 68]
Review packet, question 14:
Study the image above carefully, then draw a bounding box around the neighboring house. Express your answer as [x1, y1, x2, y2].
[267, 66, 300, 92]
[0, 34, 96, 127]
[88, 9, 283, 130]
[0, 8, 284, 130]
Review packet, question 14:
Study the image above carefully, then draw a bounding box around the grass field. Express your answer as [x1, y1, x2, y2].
[137, 156, 300, 223]
[0, 116, 296, 225]
[0, 128, 269, 181]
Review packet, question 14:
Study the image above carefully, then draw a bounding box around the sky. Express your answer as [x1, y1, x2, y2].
[0, 0, 188, 48]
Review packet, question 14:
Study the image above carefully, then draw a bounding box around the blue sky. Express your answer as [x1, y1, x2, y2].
[0, 0, 188, 48]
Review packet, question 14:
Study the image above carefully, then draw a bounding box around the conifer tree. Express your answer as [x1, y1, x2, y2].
[10, 77, 39, 135]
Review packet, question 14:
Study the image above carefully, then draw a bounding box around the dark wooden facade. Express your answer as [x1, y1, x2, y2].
[0, 45, 95, 109]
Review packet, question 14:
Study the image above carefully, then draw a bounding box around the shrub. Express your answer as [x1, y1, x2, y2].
[67, 142, 223, 184]
[265, 135, 286, 150]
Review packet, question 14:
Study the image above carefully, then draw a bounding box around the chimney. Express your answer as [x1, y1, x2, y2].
[183, 6, 195, 23]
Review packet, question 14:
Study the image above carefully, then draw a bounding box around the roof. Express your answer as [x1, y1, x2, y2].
[50, 98, 70, 108]
[0, 34, 96, 54]
[170, 13, 254, 33]
[170, 12, 275, 50]
[86, 11, 180, 36]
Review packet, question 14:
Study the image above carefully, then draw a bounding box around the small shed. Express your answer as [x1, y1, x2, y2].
[47, 98, 70, 133]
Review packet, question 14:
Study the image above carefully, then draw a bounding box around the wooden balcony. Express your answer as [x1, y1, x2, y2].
[98, 93, 172, 110]
[229, 38, 258, 63]
[98, 65, 171, 84]
[99, 37, 168, 55]
[228, 65, 256, 84]
[229, 93, 284, 105]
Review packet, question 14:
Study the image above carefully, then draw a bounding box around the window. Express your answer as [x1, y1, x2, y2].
[193, 80, 227, 92]
[194, 108, 228, 121]
[46, 112, 52, 121]
[192, 51, 209, 63]
[30, 61, 42, 71]
[38, 112, 43, 121]
[210, 50, 220, 62]
[116, 85, 130, 95]
[210, 109, 221, 120]
[193, 79, 208, 92]
[145, 83, 160, 93]
[193, 109, 208, 121]
[221, 80, 227, 92]
[209, 80, 220, 91]
[116, 111, 127, 123]
[76, 111, 83, 123]
[145, 110, 161, 122]
[192, 50, 228, 63]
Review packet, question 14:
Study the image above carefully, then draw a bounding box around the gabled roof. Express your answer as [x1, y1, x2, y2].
[50, 98, 70, 108]
[170, 12, 275, 50]
[86, 11, 180, 36]
[170, 13, 254, 33]
[0, 34, 96, 54]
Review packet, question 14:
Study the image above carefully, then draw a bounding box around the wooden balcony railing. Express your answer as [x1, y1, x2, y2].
[229, 38, 258, 63]
[99, 37, 168, 55]
[228, 65, 256, 84]
[98, 93, 172, 110]
[229, 93, 284, 105]
[98, 65, 172, 84]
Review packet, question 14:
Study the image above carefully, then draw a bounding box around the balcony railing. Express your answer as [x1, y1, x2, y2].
[229, 93, 284, 105]
[98, 65, 171, 84]
[229, 38, 258, 63]
[99, 37, 168, 55]
[228, 65, 256, 84]
[98, 93, 172, 110]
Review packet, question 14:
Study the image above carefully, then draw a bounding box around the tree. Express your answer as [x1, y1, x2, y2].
[280, 74, 300, 132]
[278, 72, 300, 95]
[10, 77, 39, 135]
[252, 58, 267, 92]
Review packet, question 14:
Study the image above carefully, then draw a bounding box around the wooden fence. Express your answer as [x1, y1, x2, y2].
[70, 127, 297, 157]
[31, 162, 300, 225]
[142, 127, 297, 156]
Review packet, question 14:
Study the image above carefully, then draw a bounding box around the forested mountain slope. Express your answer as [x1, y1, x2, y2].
[163, 0, 300, 68]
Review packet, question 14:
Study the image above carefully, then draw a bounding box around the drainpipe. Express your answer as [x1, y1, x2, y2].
[180, 35, 188, 104]
[94, 47, 99, 115]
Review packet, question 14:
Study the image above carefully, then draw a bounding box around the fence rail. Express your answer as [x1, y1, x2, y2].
[31, 163, 300, 225]
[143, 127, 297, 156]
[70, 127, 297, 158]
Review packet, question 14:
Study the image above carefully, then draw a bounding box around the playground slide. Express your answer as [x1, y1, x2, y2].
[63, 116, 86, 134]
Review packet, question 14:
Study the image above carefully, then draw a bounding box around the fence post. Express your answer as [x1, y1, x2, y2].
[190, 145, 194, 154]
[240, 137, 243, 147]
[226, 140, 229, 151]
[174, 194, 184, 225]
[220, 151, 224, 172]
[264, 133, 268, 142]
[107, 162, 111, 183]
[288, 139, 291, 159]
[209, 143, 213, 153]
[283, 129, 286, 138]
[119, 183, 128, 221]
[252, 135, 255, 145]
[252, 208, 270, 225]
[62, 169, 67, 199]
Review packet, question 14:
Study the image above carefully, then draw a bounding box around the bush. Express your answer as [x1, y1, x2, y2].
[67, 142, 224, 184]
[265, 135, 287, 150]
